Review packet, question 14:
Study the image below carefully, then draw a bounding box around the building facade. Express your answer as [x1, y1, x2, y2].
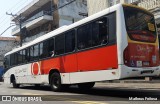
[12, 0, 87, 44]
[87, 0, 109, 16]
[87, 0, 139, 16]
[87, 0, 160, 35]
[0, 37, 19, 67]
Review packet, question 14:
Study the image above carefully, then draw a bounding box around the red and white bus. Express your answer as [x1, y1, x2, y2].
[3, 4, 160, 91]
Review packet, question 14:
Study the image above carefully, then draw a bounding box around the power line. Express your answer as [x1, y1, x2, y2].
[0, 25, 15, 36]
[0, 0, 32, 38]
[0, 0, 30, 28]
[0, 0, 27, 23]
[6, 13, 23, 46]
[9, 0, 30, 13]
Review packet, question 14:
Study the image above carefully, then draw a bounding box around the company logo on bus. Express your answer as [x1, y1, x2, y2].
[136, 45, 153, 54]
[31, 62, 41, 75]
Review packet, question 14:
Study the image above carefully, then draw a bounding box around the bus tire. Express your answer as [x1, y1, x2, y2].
[12, 79, 20, 88]
[50, 72, 62, 92]
[78, 82, 95, 90]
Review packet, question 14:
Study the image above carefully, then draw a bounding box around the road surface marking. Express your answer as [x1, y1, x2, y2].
[42, 96, 109, 104]
[72, 101, 108, 104]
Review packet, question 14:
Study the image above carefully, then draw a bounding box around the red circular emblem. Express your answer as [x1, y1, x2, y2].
[31, 62, 41, 75]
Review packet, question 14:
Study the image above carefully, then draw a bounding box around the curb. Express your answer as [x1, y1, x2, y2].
[100, 80, 160, 83]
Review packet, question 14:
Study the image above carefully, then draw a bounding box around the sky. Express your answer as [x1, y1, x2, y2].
[0, 0, 33, 37]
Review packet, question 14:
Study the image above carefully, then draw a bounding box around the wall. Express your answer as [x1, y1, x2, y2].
[138, 0, 160, 10]
[58, 0, 87, 26]
[87, 0, 108, 16]
[0, 39, 18, 67]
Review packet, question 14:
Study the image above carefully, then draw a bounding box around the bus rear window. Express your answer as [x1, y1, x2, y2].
[123, 6, 157, 43]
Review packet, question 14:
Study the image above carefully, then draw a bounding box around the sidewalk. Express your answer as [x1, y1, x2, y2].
[101, 77, 160, 83]
[96, 82, 160, 89]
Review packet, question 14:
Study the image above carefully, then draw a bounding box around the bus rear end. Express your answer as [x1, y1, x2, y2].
[121, 5, 160, 78]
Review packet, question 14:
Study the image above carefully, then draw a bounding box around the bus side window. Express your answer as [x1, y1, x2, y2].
[65, 30, 75, 53]
[40, 38, 54, 59]
[48, 38, 55, 57]
[26, 48, 30, 62]
[4, 55, 10, 69]
[77, 23, 92, 50]
[30, 46, 34, 61]
[39, 41, 48, 59]
[33, 44, 39, 60]
[17, 51, 22, 65]
[107, 12, 116, 44]
[55, 34, 65, 55]
[39, 42, 44, 59]
[14, 53, 18, 66]
[23, 50, 26, 63]
[92, 17, 109, 46]
[10, 54, 14, 66]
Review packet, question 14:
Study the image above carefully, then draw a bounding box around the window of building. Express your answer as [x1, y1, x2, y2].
[55, 34, 65, 55]
[65, 30, 75, 53]
[109, 0, 114, 6]
[116, 0, 120, 4]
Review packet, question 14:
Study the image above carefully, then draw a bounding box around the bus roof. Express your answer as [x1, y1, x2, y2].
[5, 3, 122, 56]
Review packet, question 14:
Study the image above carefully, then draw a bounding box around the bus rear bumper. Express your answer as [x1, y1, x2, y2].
[119, 65, 160, 79]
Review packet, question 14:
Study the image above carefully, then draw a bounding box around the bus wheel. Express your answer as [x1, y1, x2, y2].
[78, 82, 95, 90]
[50, 72, 62, 92]
[12, 79, 20, 88]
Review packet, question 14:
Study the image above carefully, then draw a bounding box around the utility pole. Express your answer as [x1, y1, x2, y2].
[6, 12, 23, 47]
[19, 14, 22, 47]
[51, 0, 53, 14]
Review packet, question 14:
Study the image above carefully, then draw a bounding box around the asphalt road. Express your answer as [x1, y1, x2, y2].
[0, 82, 160, 104]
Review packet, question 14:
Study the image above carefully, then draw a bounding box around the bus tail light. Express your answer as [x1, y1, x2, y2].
[112, 72, 116, 75]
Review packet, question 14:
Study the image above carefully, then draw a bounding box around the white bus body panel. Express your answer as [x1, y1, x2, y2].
[3, 4, 160, 85]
